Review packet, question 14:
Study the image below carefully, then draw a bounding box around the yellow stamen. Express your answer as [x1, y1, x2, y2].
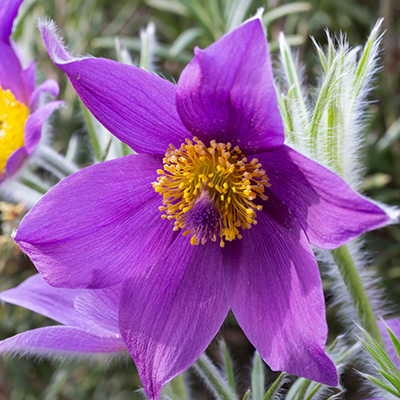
[153, 137, 271, 247]
[0, 86, 29, 172]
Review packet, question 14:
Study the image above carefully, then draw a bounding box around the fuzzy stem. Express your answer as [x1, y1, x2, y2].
[193, 354, 236, 400]
[81, 101, 102, 161]
[304, 383, 321, 400]
[168, 374, 188, 400]
[331, 245, 384, 345]
[263, 372, 285, 400]
[297, 380, 311, 400]
[35, 146, 79, 177]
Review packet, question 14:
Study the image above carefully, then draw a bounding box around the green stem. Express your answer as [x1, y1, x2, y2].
[35, 146, 79, 176]
[81, 100, 101, 161]
[263, 372, 285, 400]
[222, 342, 236, 394]
[168, 374, 188, 400]
[297, 380, 311, 400]
[331, 245, 384, 345]
[193, 354, 236, 400]
[100, 137, 113, 162]
[304, 383, 321, 400]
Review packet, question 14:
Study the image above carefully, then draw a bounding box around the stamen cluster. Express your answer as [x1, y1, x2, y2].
[153, 137, 270, 247]
[0, 86, 29, 171]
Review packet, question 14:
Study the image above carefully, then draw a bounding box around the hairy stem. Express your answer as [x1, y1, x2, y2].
[331, 245, 384, 345]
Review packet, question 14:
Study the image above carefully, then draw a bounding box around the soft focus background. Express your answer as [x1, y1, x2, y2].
[0, 0, 399, 398]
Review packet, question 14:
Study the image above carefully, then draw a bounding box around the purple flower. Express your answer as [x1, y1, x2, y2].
[13, 18, 391, 399]
[0, 274, 126, 357]
[0, 0, 62, 182]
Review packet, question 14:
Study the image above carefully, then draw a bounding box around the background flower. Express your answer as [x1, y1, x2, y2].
[0, 274, 126, 358]
[0, 0, 62, 183]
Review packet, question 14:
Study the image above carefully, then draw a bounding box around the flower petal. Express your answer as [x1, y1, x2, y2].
[39, 20, 190, 154]
[223, 193, 338, 385]
[22, 61, 36, 101]
[0, 326, 126, 359]
[24, 100, 63, 154]
[255, 146, 389, 249]
[0, 42, 27, 104]
[15, 154, 175, 289]
[74, 284, 123, 334]
[176, 19, 284, 154]
[119, 235, 229, 400]
[24, 101, 64, 155]
[0, 0, 24, 43]
[29, 78, 60, 111]
[0, 274, 107, 334]
[5, 146, 27, 178]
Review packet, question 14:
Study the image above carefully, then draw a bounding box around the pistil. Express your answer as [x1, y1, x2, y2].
[153, 137, 270, 247]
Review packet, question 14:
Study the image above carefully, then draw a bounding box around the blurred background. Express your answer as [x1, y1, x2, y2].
[0, 0, 399, 398]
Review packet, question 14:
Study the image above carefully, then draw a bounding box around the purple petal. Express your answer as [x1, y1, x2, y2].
[15, 154, 176, 289]
[22, 61, 36, 100]
[0, 326, 126, 359]
[74, 284, 123, 334]
[176, 19, 284, 154]
[5, 146, 27, 177]
[119, 235, 229, 400]
[29, 79, 60, 111]
[39, 20, 190, 154]
[255, 146, 389, 249]
[0, 274, 106, 334]
[223, 193, 338, 385]
[0, 0, 24, 43]
[0, 41, 27, 104]
[24, 100, 63, 155]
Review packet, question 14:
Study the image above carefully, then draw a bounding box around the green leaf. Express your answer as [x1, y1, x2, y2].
[263, 2, 312, 25]
[361, 326, 400, 374]
[165, 374, 189, 400]
[365, 374, 400, 398]
[263, 372, 285, 400]
[242, 390, 250, 400]
[379, 369, 400, 393]
[278, 33, 309, 128]
[224, 0, 253, 32]
[353, 19, 383, 98]
[146, 0, 188, 16]
[170, 28, 204, 56]
[251, 352, 265, 400]
[386, 324, 400, 363]
[304, 383, 322, 400]
[80, 100, 102, 161]
[192, 354, 236, 400]
[222, 342, 236, 394]
[309, 58, 340, 151]
[92, 37, 193, 64]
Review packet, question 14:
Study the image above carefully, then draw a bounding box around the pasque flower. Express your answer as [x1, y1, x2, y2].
[0, 0, 62, 182]
[13, 17, 391, 399]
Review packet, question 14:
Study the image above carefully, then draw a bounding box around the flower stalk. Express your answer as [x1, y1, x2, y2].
[192, 354, 236, 400]
[331, 245, 384, 345]
[167, 375, 189, 400]
[35, 145, 79, 177]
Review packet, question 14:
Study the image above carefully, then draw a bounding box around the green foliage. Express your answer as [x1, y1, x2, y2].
[361, 324, 400, 398]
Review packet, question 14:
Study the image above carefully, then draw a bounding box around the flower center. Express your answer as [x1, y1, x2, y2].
[0, 85, 29, 173]
[153, 137, 270, 247]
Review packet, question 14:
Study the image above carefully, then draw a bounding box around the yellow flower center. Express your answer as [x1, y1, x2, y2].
[0, 85, 29, 173]
[153, 137, 271, 247]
